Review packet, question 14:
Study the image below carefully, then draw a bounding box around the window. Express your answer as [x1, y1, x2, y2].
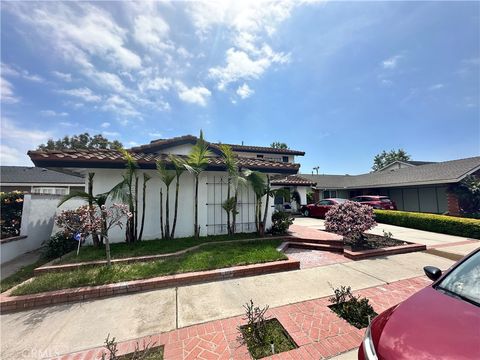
[330, 190, 337, 198]
[318, 200, 331, 205]
[257, 154, 264, 158]
[32, 187, 68, 195]
[282, 156, 289, 163]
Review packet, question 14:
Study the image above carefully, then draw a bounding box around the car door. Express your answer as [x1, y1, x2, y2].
[317, 200, 332, 218]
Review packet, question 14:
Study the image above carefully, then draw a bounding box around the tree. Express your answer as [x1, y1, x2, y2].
[270, 142, 289, 149]
[156, 160, 175, 240]
[448, 175, 480, 215]
[169, 155, 185, 239]
[37, 133, 122, 150]
[219, 144, 239, 235]
[138, 173, 151, 241]
[109, 149, 138, 243]
[184, 131, 212, 238]
[372, 149, 410, 171]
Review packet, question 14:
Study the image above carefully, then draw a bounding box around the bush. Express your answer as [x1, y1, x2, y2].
[43, 232, 78, 260]
[374, 210, 480, 239]
[270, 211, 294, 235]
[325, 201, 376, 241]
[0, 191, 24, 238]
[329, 285, 377, 329]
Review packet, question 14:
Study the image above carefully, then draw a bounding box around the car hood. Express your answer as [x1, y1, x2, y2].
[376, 286, 480, 360]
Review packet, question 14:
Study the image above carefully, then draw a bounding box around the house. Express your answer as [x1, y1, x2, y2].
[376, 160, 437, 172]
[301, 156, 480, 214]
[0, 166, 85, 195]
[27, 135, 313, 241]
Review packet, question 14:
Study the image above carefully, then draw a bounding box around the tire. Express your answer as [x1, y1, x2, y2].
[303, 209, 310, 217]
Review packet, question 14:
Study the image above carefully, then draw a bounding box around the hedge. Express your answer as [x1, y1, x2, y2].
[374, 210, 480, 239]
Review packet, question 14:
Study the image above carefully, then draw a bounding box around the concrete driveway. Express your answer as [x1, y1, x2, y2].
[1, 250, 454, 359]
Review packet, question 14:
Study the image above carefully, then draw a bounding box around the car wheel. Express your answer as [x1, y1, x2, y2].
[303, 209, 310, 217]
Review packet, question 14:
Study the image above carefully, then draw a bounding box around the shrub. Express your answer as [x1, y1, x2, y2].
[325, 201, 376, 242]
[270, 211, 294, 235]
[43, 232, 78, 260]
[374, 210, 480, 239]
[447, 175, 480, 215]
[0, 191, 24, 238]
[328, 285, 377, 329]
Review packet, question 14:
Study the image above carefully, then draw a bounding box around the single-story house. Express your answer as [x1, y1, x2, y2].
[0, 166, 85, 195]
[301, 156, 480, 215]
[27, 135, 313, 241]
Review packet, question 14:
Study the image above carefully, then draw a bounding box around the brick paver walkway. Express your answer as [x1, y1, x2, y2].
[284, 248, 350, 269]
[54, 276, 430, 360]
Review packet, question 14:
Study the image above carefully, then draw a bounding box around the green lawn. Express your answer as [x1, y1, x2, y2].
[0, 259, 49, 293]
[55, 232, 263, 265]
[12, 239, 286, 296]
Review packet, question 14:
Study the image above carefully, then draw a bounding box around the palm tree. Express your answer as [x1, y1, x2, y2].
[245, 170, 267, 234]
[109, 149, 138, 243]
[184, 131, 212, 238]
[138, 173, 151, 241]
[87, 172, 100, 246]
[169, 155, 185, 239]
[219, 144, 237, 235]
[156, 159, 175, 240]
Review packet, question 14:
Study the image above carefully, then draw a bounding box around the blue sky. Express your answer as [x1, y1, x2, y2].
[1, 1, 479, 174]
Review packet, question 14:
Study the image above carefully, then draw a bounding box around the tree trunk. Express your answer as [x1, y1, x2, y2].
[104, 234, 111, 266]
[194, 174, 200, 238]
[226, 178, 231, 235]
[261, 177, 270, 237]
[126, 177, 135, 243]
[232, 188, 238, 234]
[160, 188, 164, 239]
[165, 184, 170, 240]
[88, 173, 101, 247]
[134, 176, 139, 241]
[138, 176, 148, 241]
[171, 175, 180, 239]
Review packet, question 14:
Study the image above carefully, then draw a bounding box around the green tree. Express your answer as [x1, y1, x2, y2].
[138, 173, 151, 241]
[270, 142, 289, 149]
[184, 131, 212, 238]
[156, 160, 175, 240]
[372, 149, 410, 171]
[169, 155, 185, 239]
[448, 175, 480, 215]
[37, 133, 122, 150]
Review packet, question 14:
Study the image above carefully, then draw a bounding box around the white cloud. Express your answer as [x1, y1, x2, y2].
[52, 71, 72, 82]
[102, 95, 140, 118]
[236, 83, 254, 99]
[428, 83, 444, 91]
[382, 55, 402, 69]
[102, 131, 120, 137]
[59, 121, 77, 127]
[40, 110, 69, 117]
[380, 79, 393, 87]
[133, 14, 171, 51]
[209, 47, 289, 90]
[139, 77, 171, 92]
[1, 77, 19, 103]
[149, 132, 163, 138]
[101, 122, 111, 128]
[59, 87, 101, 102]
[177, 82, 211, 106]
[1, 63, 44, 82]
[90, 71, 125, 92]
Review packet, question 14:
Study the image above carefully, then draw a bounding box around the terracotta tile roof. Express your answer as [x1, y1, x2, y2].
[27, 149, 300, 174]
[131, 135, 305, 156]
[270, 174, 317, 186]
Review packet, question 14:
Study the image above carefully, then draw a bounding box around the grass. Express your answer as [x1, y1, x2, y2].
[55, 232, 265, 264]
[0, 258, 49, 293]
[240, 318, 297, 358]
[118, 345, 164, 360]
[12, 239, 286, 296]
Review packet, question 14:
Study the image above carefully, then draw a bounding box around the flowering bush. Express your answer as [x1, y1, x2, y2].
[325, 201, 376, 241]
[1, 191, 24, 238]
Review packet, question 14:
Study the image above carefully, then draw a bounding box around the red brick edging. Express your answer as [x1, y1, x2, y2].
[343, 243, 427, 260]
[0, 259, 300, 313]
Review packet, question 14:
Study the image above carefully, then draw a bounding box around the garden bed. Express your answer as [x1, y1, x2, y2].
[344, 233, 407, 251]
[239, 318, 297, 358]
[116, 345, 164, 360]
[10, 239, 288, 296]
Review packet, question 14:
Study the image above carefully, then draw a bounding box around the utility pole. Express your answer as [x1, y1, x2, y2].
[313, 166, 319, 175]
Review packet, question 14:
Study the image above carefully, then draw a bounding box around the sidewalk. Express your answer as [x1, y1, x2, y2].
[54, 276, 430, 360]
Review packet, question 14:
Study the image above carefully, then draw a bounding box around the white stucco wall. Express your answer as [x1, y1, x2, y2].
[84, 169, 273, 242]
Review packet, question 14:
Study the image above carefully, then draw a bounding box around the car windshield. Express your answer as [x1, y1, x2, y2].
[336, 199, 347, 203]
[380, 198, 392, 202]
[436, 251, 480, 306]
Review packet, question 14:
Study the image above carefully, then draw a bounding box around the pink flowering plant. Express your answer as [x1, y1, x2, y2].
[55, 203, 132, 265]
[325, 201, 376, 244]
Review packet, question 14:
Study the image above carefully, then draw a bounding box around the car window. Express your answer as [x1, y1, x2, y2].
[380, 198, 392, 203]
[318, 200, 331, 205]
[436, 251, 480, 306]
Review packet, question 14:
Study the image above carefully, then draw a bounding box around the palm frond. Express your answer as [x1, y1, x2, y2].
[169, 154, 186, 178]
[108, 176, 129, 203]
[58, 191, 91, 207]
[156, 160, 175, 186]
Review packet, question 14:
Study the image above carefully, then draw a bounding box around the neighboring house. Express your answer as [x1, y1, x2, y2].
[377, 160, 437, 172]
[0, 166, 85, 195]
[27, 135, 311, 241]
[301, 156, 480, 214]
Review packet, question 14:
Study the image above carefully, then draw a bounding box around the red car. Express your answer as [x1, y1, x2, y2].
[351, 195, 397, 210]
[358, 248, 480, 360]
[302, 198, 347, 218]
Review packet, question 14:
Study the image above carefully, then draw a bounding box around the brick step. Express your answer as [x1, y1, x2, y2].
[287, 241, 344, 252]
[287, 236, 344, 246]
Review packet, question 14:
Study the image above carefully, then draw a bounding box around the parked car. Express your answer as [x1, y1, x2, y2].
[351, 195, 397, 210]
[301, 198, 347, 218]
[358, 248, 480, 360]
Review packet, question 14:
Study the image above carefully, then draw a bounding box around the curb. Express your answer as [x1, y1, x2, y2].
[343, 242, 427, 260]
